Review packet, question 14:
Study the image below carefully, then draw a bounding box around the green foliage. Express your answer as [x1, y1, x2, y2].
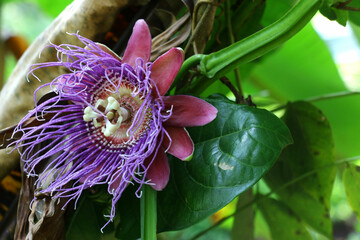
[265, 101, 336, 238]
[257, 197, 312, 240]
[66, 190, 117, 240]
[66, 198, 101, 240]
[343, 164, 360, 217]
[157, 94, 292, 231]
[115, 184, 141, 240]
[282, 102, 335, 207]
[320, 0, 349, 26]
[348, 1, 360, 26]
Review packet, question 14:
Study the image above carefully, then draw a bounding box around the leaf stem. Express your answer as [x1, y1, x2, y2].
[333, 0, 360, 11]
[305, 90, 360, 102]
[220, 77, 242, 104]
[271, 91, 360, 112]
[141, 185, 157, 240]
[171, 54, 204, 92]
[189, 155, 360, 240]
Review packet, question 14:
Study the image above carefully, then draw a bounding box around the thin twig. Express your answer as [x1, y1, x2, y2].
[271, 91, 360, 112]
[306, 90, 360, 102]
[220, 77, 243, 103]
[335, 6, 360, 11]
[333, 0, 360, 11]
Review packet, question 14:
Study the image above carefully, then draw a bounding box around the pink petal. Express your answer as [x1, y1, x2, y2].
[163, 95, 218, 127]
[122, 19, 151, 67]
[163, 126, 194, 161]
[151, 48, 184, 96]
[145, 149, 170, 191]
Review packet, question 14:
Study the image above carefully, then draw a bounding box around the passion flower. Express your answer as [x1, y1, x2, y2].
[12, 20, 217, 226]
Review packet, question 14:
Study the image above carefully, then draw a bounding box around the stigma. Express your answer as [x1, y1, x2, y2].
[83, 96, 130, 137]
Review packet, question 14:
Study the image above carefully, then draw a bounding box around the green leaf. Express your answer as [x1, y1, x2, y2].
[115, 184, 141, 240]
[66, 195, 102, 239]
[265, 101, 335, 238]
[343, 163, 360, 217]
[66, 190, 118, 240]
[319, 0, 349, 26]
[114, 95, 292, 238]
[348, 1, 360, 26]
[66, 196, 102, 240]
[111, 95, 293, 237]
[333, 8, 349, 26]
[157, 94, 292, 231]
[257, 197, 312, 240]
[319, 0, 337, 20]
[284, 101, 335, 207]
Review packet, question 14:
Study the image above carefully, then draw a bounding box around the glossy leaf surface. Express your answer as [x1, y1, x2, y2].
[157, 94, 292, 231]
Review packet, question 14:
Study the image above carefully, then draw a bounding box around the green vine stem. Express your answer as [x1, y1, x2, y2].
[141, 185, 157, 240]
[271, 91, 360, 112]
[197, 0, 320, 88]
[189, 155, 360, 240]
[173, 0, 320, 95]
[172, 54, 203, 91]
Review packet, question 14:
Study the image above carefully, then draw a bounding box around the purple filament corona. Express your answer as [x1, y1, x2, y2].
[10, 33, 172, 229]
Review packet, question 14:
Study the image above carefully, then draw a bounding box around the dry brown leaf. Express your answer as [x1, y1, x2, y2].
[151, 12, 191, 61]
[185, 0, 217, 55]
[25, 195, 69, 240]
